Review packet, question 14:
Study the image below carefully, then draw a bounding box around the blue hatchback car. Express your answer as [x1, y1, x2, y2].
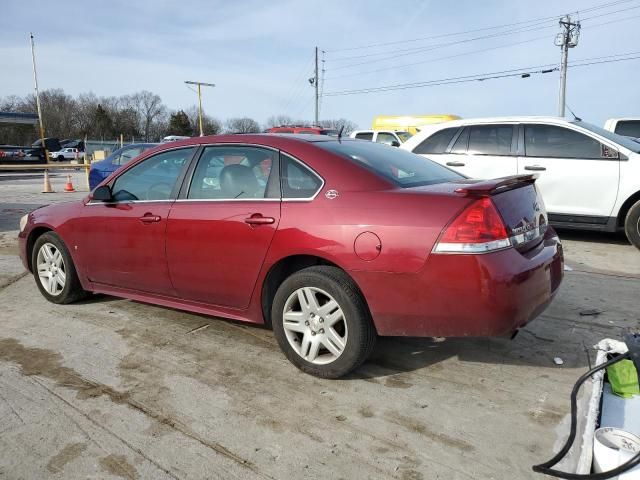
[89, 143, 158, 189]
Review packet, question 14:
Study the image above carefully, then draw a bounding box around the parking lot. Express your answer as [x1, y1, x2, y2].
[0, 171, 639, 479]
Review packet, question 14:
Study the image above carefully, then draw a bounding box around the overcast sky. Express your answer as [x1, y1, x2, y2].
[2, 0, 639, 128]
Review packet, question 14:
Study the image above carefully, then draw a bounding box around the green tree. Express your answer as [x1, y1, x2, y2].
[92, 104, 114, 139]
[168, 110, 194, 136]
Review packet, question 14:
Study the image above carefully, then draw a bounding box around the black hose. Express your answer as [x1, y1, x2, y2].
[532, 351, 640, 479]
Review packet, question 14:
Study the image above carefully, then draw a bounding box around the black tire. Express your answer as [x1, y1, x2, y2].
[271, 266, 376, 378]
[31, 231, 88, 304]
[57, 155, 65, 162]
[624, 200, 640, 250]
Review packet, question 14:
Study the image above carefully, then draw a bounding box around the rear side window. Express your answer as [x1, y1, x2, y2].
[317, 140, 463, 188]
[450, 127, 469, 154]
[355, 132, 374, 141]
[281, 154, 323, 199]
[375, 132, 398, 145]
[615, 120, 640, 138]
[468, 125, 514, 155]
[413, 127, 458, 154]
[188, 146, 278, 199]
[524, 124, 602, 159]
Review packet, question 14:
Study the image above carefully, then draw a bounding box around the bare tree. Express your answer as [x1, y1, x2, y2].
[185, 106, 222, 135]
[224, 117, 261, 134]
[129, 91, 165, 141]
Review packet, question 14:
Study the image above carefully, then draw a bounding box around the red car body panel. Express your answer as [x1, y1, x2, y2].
[18, 134, 563, 338]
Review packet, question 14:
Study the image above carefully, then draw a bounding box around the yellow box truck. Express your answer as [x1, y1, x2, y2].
[372, 114, 461, 135]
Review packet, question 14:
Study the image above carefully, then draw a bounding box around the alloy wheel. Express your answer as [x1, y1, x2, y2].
[36, 242, 66, 296]
[282, 287, 348, 365]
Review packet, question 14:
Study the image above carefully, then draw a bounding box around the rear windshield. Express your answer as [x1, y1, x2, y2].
[572, 121, 640, 153]
[317, 140, 463, 187]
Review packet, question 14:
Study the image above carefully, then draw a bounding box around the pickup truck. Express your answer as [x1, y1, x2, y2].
[49, 147, 82, 161]
[604, 118, 640, 139]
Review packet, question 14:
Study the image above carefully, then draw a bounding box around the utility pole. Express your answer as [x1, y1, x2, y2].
[555, 15, 580, 117]
[314, 46, 319, 125]
[184, 80, 215, 136]
[30, 33, 49, 163]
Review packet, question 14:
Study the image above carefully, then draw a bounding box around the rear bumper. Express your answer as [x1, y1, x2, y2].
[352, 227, 563, 337]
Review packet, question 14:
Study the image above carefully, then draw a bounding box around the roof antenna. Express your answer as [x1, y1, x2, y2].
[338, 125, 345, 140]
[565, 103, 582, 122]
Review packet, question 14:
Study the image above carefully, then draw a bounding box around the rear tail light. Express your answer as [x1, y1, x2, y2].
[433, 197, 511, 254]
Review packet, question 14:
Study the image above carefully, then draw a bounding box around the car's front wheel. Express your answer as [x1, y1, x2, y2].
[624, 199, 640, 250]
[272, 266, 376, 378]
[32, 232, 88, 304]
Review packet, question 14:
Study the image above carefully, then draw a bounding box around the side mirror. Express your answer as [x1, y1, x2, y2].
[92, 185, 113, 202]
[391, 140, 401, 147]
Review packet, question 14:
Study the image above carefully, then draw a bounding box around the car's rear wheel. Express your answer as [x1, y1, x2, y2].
[271, 266, 376, 378]
[624, 200, 640, 250]
[32, 232, 88, 304]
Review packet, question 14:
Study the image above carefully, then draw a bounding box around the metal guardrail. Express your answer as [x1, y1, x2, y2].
[0, 163, 91, 189]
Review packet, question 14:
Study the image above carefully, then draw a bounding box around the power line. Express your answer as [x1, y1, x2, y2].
[322, 52, 640, 97]
[324, 11, 640, 80]
[326, 2, 640, 71]
[325, 35, 550, 80]
[325, 0, 636, 53]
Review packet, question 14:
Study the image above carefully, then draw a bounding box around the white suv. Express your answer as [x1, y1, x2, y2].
[350, 130, 412, 146]
[402, 116, 640, 249]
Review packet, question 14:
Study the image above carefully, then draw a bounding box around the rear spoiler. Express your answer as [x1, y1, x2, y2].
[454, 174, 538, 196]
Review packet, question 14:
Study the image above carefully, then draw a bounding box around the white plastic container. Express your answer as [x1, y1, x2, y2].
[593, 427, 640, 479]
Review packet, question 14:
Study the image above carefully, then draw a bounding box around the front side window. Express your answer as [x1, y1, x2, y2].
[317, 140, 463, 188]
[396, 131, 412, 142]
[355, 132, 374, 141]
[413, 127, 458, 154]
[281, 154, 323, 198]
[111, 147, 194, 201]
[525, 124, 602, 159]
[188, 146, 278, 200]
[468, 125, 514, 156]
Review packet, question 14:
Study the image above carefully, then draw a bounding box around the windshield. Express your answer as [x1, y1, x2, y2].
[396, 131, 412, 142]
[317, 140, 463, 188]
[572, 121, 640, 153]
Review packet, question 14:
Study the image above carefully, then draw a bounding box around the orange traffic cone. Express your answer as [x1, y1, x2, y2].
[64, 174, 75, 193]
[42, 170, 54, 193]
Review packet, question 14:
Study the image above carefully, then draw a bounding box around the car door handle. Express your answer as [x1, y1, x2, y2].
[446, 161, 466, 167]
[244, 215, 275, 225]
[524, 165, 546, 171]
[139, 214, 161, 223]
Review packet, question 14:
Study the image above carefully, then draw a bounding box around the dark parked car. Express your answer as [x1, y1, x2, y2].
[89, 143, 158, 189]
[19, 134, 563, 378]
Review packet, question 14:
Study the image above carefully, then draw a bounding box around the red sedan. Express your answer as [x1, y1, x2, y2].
[18, 135, 563, 378]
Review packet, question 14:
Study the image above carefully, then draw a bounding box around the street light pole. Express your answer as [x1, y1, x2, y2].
[185, 80, 215, 136]
[30, 33, 49, 163]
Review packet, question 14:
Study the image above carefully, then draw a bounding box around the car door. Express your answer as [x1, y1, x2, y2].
[518, 123, 620, 218]
[165, 145, 281, 308]
[81, 147, 196, 295]
[440, 124, 518, 178]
